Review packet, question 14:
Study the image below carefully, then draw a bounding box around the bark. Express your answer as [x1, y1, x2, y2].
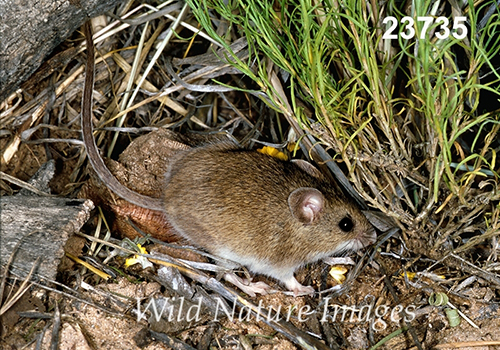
[0, 196, 94, 281]
[0, 0, 126, 101]
[0, 159, 94, 281]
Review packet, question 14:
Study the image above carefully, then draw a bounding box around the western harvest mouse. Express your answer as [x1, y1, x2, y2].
[162, 143, 376, 295]
[81, 21, 376, 296]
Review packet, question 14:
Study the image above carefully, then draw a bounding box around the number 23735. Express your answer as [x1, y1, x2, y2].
[382, 16, 467, 40]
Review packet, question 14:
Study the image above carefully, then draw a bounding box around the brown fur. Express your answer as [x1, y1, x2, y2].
[163, 142, 376, 286]
[81, 21, 375, 295]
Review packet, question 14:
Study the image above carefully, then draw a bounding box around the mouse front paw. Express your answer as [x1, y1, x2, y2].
[224, 273, 271, 297]
[293, 284, 315, 296]
[284, 277, 315, 296]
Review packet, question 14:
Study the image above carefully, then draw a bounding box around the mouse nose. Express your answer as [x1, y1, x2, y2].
[357, 227, 377, 248]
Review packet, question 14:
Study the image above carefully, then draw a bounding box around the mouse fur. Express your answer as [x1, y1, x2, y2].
[163, 142, 376, 295]
[80, 22, 374, 296]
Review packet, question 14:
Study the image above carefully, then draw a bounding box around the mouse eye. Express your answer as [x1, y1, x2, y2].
[339, 217, 354, 232]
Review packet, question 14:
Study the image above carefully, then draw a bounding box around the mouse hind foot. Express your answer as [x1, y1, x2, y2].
[223, 273, 271, 297]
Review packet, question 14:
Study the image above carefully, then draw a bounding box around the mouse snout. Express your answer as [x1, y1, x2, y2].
[350, 226, 377, 251]
[364, 226, 377, 244]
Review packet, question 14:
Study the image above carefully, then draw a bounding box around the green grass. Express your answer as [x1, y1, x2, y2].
[187, 0, 500, 248]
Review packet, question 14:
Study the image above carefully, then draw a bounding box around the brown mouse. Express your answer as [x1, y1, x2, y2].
[162, 143, 376, 295]
[81, 21, 376, 296]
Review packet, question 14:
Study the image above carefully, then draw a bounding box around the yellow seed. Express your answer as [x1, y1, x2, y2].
[329, 266, 347, 284]
[257, 146, 288, 161]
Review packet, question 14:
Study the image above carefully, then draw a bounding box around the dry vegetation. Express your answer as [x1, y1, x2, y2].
[1, 0, 500, 349]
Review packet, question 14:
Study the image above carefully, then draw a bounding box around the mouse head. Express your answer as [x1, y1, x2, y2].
[289, 160, 377, 254]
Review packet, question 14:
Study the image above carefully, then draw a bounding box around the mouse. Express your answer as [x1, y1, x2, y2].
[81, 21, 376, 296]
[162, 143, 377, 296]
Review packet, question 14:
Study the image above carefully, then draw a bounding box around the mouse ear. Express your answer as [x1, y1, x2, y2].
[288, 187, 325, 224]
[291, 159, 324, 179]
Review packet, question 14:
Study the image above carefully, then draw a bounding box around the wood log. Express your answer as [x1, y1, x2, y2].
[0, 0, 126, 101]
[0, 196, 94, 281]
